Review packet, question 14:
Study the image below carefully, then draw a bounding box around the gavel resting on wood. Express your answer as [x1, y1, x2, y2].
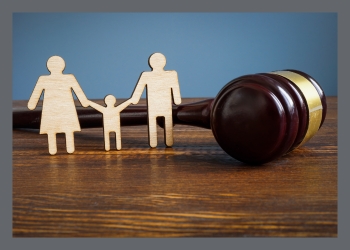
[13, 70, 326, 164]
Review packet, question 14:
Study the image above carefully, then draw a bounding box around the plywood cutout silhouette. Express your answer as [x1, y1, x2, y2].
[27, 55, 89, 155]
[130, 53, 182, 147]
[89, 96, 132, 151]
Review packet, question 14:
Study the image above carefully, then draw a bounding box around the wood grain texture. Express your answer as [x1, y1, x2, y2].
[13, 97, 337, 237]
[130, 52, 181, 148]
[27, 55, 89, 155]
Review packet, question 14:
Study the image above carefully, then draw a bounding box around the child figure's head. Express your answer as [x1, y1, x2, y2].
[104, 95, 117, 106]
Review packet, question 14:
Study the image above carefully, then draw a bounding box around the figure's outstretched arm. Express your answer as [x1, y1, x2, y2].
[171, 72, 182, 105]
[88, 100, 105, 113]
[27, 77, 44, 110]
[71, 75, 89, 107]
[130, 73, 147, 104]
[115, 99, 132, 112]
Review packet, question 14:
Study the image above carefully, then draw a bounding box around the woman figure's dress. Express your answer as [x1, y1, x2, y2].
[31, 74, 88, 135]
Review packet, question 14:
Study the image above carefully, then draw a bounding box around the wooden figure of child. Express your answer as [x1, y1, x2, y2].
[89, 96, 132, 151]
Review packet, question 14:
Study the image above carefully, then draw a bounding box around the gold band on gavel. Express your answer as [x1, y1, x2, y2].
[270, 71, 323, 147]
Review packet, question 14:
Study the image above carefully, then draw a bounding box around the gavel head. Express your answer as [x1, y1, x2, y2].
[210, 70, 327, 164]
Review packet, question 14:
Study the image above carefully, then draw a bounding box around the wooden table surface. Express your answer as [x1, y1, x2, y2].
[12, 97, 337, 237]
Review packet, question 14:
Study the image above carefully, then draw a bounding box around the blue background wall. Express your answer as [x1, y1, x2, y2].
[13, 13, 337, 100]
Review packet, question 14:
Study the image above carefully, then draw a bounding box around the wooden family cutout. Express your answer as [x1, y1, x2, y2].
[28, 53, 182, 155]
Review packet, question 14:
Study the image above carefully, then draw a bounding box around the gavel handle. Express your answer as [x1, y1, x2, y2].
[12, 99, 214, 130]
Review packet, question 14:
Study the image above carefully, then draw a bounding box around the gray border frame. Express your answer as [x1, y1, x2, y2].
[2, 0, 347, 249]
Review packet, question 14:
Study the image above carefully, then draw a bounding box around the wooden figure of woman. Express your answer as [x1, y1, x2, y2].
[27, 55, 89, 155]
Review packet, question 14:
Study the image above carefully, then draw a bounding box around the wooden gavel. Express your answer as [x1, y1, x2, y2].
[13, 69, 327, 164]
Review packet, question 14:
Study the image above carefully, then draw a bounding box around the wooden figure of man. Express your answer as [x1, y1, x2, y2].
[130, 53, 182, 147]
[27, 55, 89, 155]
[89, 96, 132, 151]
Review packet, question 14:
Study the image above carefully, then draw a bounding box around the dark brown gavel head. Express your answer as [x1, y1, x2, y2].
[210, 70, 327, 164]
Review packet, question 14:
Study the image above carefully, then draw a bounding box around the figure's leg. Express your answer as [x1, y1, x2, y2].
[164, 114, 173, 147]
[116, 126, 122, 150]
[104, 130, 110, 151]
[47, 133, 57, 155]
[65, 132, 75, 154]
[148, 116, 158, 148]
